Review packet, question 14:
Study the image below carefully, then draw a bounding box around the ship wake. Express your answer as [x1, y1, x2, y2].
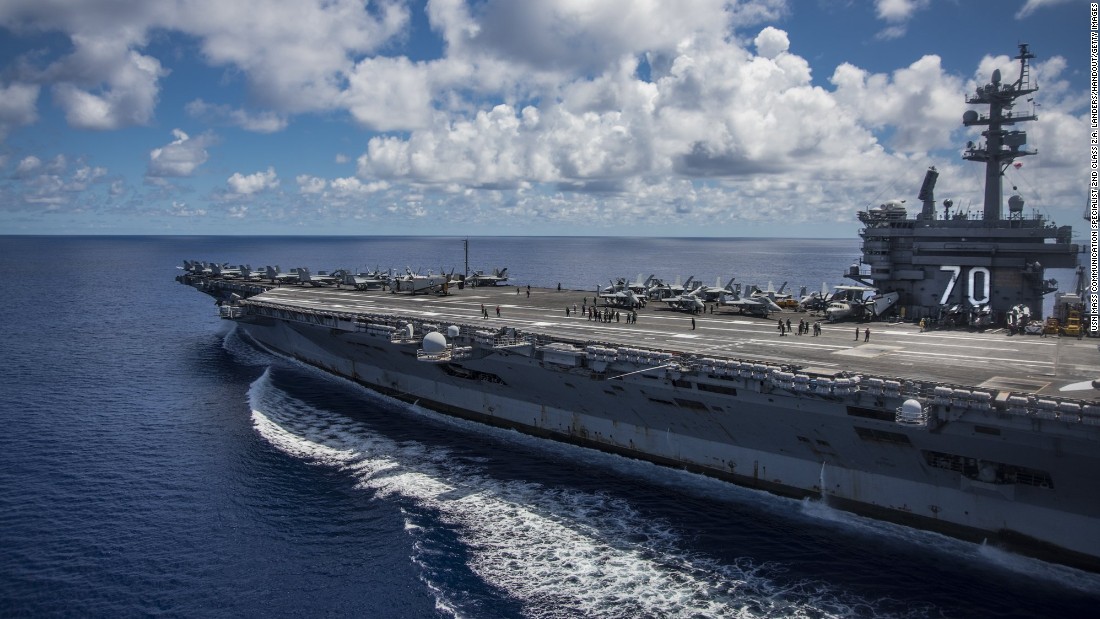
[246, 368, 921, 619]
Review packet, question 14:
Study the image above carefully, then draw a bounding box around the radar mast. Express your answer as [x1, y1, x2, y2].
[962, 43, 1038, 221]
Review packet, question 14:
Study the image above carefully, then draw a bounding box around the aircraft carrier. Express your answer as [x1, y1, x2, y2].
[177, 45, 1100, 572]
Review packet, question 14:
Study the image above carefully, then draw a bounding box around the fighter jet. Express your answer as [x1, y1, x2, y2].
[695, 276, 737, 302]
[599, 285, 645, 308]
[647, 275, 695, 300]
[601, 276, 630, 295]
[295, 268, 338, 287]
[798, 282, 834, 312]
[627, 273, 656, 295]
[335, 269, 389, 290]
[209, 263, 235, 278]
[718, 283, 783, 318]
[662, 291, 705, 313]
[264, 265, 300, 284]
[467, 268, 508, 287]
[180, 260, 212, 275]
[750, 281, 799, 308]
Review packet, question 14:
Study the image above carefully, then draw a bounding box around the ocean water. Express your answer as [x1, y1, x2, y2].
[1, 235, 1097, 618]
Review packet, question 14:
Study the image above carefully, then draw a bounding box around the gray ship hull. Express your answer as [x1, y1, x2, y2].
[231, 307, 1100, 571]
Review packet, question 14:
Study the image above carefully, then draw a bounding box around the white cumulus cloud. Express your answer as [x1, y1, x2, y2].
[330, 176, 388, 195]
[754, 26, 790, 60]
[15, 155, 42, 178]
[0, 81, 39, 140]
[147, 129, 216, 177]
[48, 36, 166, 130]
[296, 174, 327, 195]
[874, 0, 929, 22]
[227, 167, 279, 194]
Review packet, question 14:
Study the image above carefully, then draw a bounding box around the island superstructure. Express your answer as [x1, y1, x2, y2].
[846, 44, 1078, 323]
[177, 44, 1100, 572]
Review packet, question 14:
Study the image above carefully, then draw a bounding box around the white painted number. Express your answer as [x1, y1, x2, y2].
[968, 266, 990, 306]
[939, 266, 961, 305]
[939, 265, 990, 306]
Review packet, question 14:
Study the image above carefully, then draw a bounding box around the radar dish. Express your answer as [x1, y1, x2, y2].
[896, 399, 926, 425]
[422, 331, 448, 354]
[963, 110, 979, 124]
[1008, 195, 1025, 212]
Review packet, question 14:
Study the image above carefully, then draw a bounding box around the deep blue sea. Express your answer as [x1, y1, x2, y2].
[2, 235, 1098, 618]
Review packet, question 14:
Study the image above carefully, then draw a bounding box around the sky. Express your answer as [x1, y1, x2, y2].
[0, 0, 1090, 237]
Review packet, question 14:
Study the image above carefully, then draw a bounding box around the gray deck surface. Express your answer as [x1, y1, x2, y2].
[251, 283, 1100, 400]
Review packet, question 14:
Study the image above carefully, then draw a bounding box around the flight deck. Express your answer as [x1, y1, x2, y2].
[249, 283, 1100, 401]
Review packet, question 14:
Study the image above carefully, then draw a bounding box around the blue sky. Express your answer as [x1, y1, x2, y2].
[0, 0, 1089, 237]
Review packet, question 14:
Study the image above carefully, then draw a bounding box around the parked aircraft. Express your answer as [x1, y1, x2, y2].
[627, 273, 656, 295]
[209, 263, 245, 279]
[599, 286, 645, 308]
[391, 268, 457, 294]
[467, 268, 509, 287]
[180, 260, 211, 275]
[295, 268, 338, 287]
[264, 265, 300, 284]
[662, 291, 705, 313]
[600, 277, 630, 295]
[696, 277, 737, 302]
[718, 284, 783, 317]
[335, 269, 389, 290]
[798, 282, 834, 312]
[749, 281, 797, 307]
[824, 286, 899, 322]
[648, 276, 695, 300]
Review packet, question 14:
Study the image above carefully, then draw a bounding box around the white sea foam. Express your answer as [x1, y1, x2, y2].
[247, 370, 885, 619]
